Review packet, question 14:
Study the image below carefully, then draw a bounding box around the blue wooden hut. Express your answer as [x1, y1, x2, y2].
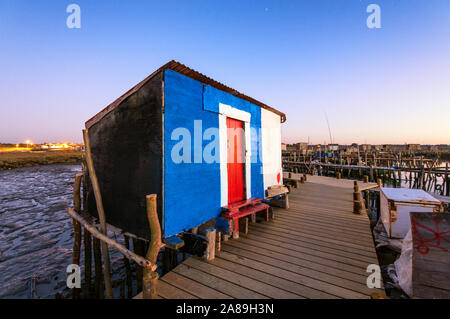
[85, 61, 286, 239]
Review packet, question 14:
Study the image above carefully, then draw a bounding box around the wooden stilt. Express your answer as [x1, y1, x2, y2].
[133, 238, 143, 291]
[93, 237, 104, 299]
[123, 235, 133, 299]
[163, 248, 171, 274]
[120, 281, 125, 299]
[83, 229, 92, 299]
[203, 228, 216, 261]
[365, 191, 370, 212]
[82, 129, 114, 299]
[142, 194, 162, 299]
[71, 173, 83, 299]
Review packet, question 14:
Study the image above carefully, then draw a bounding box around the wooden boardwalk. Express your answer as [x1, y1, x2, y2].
[144, 176, 384, 299]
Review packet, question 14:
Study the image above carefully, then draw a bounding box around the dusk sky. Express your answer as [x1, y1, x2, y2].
[1, 0, 449, 145]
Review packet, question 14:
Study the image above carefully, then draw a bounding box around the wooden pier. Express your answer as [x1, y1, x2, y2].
[137, 176, 384, 299]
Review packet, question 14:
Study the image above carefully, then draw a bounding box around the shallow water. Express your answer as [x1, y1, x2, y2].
[0, 164, 132, 299]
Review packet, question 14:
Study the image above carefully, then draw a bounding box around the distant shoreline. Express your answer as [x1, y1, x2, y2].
[0, 150, 83, 170]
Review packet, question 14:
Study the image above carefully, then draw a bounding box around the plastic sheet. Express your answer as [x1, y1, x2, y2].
[373, 219, 403, 252]
[394, 230, 413, 297]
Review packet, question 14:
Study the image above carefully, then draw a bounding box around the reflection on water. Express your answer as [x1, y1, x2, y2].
[0, 164, 130, 299]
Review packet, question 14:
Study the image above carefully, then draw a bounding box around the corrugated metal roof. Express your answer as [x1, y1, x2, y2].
[86, 60, 286, 129]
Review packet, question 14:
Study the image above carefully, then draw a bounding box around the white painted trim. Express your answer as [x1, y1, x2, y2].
[219, 104, 252, 206]
[244, 121, 252, 199]
[219, 103, 251, 123]
[219, 114, 228, 206]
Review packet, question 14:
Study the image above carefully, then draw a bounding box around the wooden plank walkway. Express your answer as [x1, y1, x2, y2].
[141, 176, 384, 299]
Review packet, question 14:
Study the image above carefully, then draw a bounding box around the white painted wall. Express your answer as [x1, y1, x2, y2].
[261, 108, 282, 192]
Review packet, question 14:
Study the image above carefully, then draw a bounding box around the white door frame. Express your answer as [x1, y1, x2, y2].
[218, 103, 251, 206]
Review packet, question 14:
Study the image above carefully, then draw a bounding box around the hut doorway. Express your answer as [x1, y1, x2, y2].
[226, 117, 246, 204]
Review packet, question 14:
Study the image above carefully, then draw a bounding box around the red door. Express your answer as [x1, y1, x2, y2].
[227, 118, 245, 204]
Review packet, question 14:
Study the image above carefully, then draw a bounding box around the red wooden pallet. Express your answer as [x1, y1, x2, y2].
[222, 198, 262, 214]
[221, 198, 269, 235]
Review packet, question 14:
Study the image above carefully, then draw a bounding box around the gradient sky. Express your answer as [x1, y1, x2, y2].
[1, 0, 449, 144]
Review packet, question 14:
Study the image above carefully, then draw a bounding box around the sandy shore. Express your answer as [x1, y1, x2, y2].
[0, 150, 83, 170]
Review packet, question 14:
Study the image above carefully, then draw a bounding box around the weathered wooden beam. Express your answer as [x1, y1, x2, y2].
[67, 208, 157, 271]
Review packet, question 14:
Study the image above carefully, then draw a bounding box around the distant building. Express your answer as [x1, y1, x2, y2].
[286, 144, 296, 152]
[328, 144, 339, 152]
[296, 142, 308, 155]
[360, 144, 372, 152]
[281, 143, 287, 151]
[407, 144, 421, 152]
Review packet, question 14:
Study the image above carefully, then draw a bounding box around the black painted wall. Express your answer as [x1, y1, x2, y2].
[87, 72, 163, 239]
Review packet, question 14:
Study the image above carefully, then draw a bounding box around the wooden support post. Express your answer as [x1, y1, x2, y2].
[353, 181, 363, 214]
[265, 208, 270, 222]
[203, 228, 216, 261]
[303, 174, 307, 182]
[142, 272, 159, 300]
[239, 217, 249, 235]
[377, 178, 382, 188]
[216, 232, 221, 252]
[296, 179, 301, 187]
[363, 175, 369, 183]
[336, 172, 341, 179]
[420, 164, 425, 190]
[133, 238, 143, 291]
[446, 163, 449, 197]
[71, 173, 83, 299]
[365, 191, 370, 212]
[143, 194, 162, 299]
[93, 237, 104, 299]
[83, 228, 92, 299]
[269, 207, 276, 220]
[283, 194, 289, 209]
[250, 213, 256, 223]
[123, 235, 133, 299]
[119, 281, 125, 299]
[82, 129, 114, 299]
[163, 248, 171, 274]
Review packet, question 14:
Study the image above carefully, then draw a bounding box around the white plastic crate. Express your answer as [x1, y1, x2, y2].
[380, 188, 442, 239]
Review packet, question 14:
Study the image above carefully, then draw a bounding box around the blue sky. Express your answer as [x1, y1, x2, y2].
[1, 0, 449, 144]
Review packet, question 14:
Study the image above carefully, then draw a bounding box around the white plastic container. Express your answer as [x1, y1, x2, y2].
[380, 188, 442, 239]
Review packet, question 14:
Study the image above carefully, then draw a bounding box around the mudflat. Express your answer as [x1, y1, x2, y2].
[0, 150, 83, 170]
